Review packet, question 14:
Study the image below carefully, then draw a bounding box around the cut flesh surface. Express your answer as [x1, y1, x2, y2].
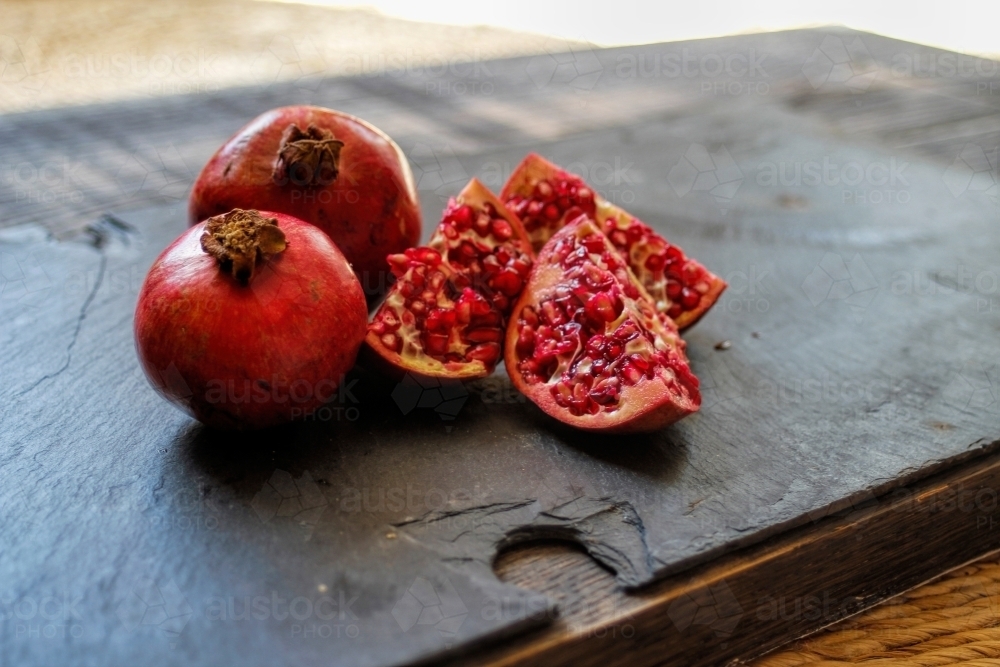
[505, 216, 701, 433]
[501, 153, 726, 329]
[366, 178, 534, 378]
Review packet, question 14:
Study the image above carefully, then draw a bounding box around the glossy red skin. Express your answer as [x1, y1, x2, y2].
[189, 106, 421, 293]
[135, 212, 367, 430]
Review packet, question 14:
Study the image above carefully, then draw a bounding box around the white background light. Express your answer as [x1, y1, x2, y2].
[268, 0, 999, 57]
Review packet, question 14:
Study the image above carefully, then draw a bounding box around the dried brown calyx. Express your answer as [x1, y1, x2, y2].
[273, 124, 344, 187]
[200, 209, 287, 284]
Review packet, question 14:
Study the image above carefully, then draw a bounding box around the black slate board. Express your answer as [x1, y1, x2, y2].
[2, 90, 1000, 667]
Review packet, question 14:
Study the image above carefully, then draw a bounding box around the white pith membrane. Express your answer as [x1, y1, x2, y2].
[368, 190, 532, 375]
[512, 218, 697, 418]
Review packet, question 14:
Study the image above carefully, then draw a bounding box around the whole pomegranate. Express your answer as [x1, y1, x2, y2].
[505, 216, 701, 433]
[189, 106, 421, 295]
[366, 179, 534, 379]
[135, 209, 367, 430]
[502, 153, 726, 329]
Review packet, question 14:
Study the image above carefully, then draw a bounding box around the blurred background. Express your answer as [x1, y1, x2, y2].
[3, 0, 996, 239]
[2, 0, 997, 113]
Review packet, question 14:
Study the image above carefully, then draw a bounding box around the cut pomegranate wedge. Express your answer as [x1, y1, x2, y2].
[505, 216, 701, 433]
[501, 153, 726, 329]
[499, 156, 597, 249]
[365, 179, 534, 379]
[600, 207, 727, 328]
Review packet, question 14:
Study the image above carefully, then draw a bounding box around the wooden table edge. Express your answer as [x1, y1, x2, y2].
[439, 440, 1000, 667]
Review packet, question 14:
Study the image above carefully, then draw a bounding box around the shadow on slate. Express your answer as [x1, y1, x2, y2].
[2, 42, 1000, 667]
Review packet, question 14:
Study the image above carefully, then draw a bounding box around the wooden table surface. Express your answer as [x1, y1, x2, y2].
[2, 25, 999, 667]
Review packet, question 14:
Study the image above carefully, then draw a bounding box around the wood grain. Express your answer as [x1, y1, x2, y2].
[451, 451, 1000, 667]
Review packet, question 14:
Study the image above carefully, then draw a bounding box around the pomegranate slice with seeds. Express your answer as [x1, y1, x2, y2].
[600, 208, 727, 329]
[365, 179, 533, 379]
[501, 153, 726, 329]
[500, 154, 597, 249]
[505, 216, 701, 433]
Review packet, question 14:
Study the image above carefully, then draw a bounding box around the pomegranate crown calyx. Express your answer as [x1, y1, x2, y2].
[274, 123, 344, 188]
[200, 209, 287, 284]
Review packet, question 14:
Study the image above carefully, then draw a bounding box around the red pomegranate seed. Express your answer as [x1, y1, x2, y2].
[621, 363, 643, 386]
[425, 333, 449, 355]
[516, 327, 534, 354]
[511, 258, 531, 276]
[585, 334, 606, 357]
[466, 328, 501, 343]
[684, 262, 706, 281]
[466, 290, 492, 316]
[482, 255, 501, 274]
[613, 320, 638, 341]
[490, 218, 513, 240]
[585, 292, 620, 323]
[493, 268, 523, 297]
[407, 247, 441, 266]
[388, 253, 409, 277]
[425, 310, 444, 331]
[644, 253, 665, 272]
[467, 343, 500, 362]
[382, 312, 401, 330]
[680, 287, 701, 309]
[454, 299, 471, 323]
[474, 212, 491, 237]
[582, 234, 605, 254]
[381, 333, 401, 352]
[458, 241, 478, 259]
[451, 205, 473, 230]
[629, 354, 649, 372]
